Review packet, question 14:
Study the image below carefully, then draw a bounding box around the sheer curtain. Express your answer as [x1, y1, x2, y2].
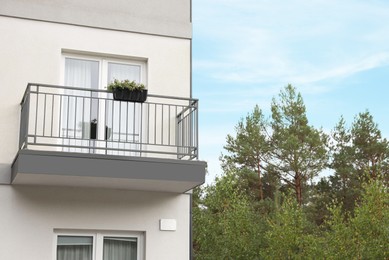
[106, 63, 142, 156]
[63, 58, 99, 151]
[107, 63, 140, 84]
[103, 237, 137, 260]
[57, 236, 93, 260]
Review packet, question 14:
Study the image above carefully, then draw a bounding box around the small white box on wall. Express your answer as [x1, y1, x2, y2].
[160, 219, 177, 231]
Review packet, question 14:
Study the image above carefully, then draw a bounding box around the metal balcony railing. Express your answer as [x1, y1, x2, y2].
[19, 83, 198, 160]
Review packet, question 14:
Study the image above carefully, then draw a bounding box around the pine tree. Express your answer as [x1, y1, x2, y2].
[270, 84, 328, 206]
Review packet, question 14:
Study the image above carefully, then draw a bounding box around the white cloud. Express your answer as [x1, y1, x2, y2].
[193, 0, 389, 86]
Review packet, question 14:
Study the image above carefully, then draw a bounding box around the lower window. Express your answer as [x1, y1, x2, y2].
[56, 232, 142, 260]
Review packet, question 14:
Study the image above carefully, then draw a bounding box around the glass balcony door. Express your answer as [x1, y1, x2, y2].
[62, 56, 145, 155]
[63, 57, 99, 153]
[105, 62, 143, 156]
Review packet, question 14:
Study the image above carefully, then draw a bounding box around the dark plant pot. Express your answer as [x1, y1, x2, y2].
[90, 122, 97, 140]
[90, 122, 111, 140]
[112, 89, 148, 103]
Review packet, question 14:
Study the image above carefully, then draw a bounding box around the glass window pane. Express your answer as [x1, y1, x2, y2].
[108, 63, 141, 84]
[57, 236, 93, 260]
[103, 236, 137, 260]
[65, 58, 99, 89]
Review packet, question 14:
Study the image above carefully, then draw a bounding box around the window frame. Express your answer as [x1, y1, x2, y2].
[54, 230, 144, 260]
[60, 53, 148, 147]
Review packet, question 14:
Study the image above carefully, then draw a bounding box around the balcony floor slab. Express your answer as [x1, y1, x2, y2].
[11, 150, 206, 193]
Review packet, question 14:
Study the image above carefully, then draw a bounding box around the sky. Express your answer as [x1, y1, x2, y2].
[191, 0, 389, 183]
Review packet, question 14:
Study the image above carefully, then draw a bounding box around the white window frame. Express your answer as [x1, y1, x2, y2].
[60, 53, 148, 152]
[54, 230, 144, 260]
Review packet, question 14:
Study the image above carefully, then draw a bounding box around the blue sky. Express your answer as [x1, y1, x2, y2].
[192, 0, 389, 183]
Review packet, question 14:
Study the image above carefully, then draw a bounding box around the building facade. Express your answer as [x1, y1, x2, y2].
[0, 1, 206, 259]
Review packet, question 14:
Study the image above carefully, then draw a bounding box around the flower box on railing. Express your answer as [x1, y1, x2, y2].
[108, 79, 148, 103]
[112, 88, 148, 103]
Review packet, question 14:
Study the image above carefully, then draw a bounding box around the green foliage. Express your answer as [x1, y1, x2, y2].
[262, 195, 322, 259]
[222, 105, 270, 200]
[193, 172, 265, 260]
[323, 179, 389, 259]
[106, 79, 146, 92]
[193, 85, 389, 259]
[351, 111, 389, 179]
[326, 112, 389, 215]
[270, 84, 328, 205]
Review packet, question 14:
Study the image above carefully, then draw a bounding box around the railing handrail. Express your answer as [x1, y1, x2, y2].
[24, 83, 199, 104]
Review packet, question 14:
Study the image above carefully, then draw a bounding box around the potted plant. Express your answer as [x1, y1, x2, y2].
[107, 79, 148, 103]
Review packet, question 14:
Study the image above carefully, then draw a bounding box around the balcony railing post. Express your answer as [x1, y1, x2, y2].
[194, 100, 199, 159]
[19, 84, 31, 150]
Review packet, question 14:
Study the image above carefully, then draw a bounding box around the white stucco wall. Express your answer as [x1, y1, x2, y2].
[0, 15, 193, 259]
[0, 16, 191, 181]
[0, 185, 191, 260]
[0, 0, 192, 38]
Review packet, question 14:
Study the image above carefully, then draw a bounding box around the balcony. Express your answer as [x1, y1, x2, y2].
[12, 83, 206, 192]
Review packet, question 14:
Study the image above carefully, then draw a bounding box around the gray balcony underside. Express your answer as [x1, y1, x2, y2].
[12, 150, 206, 193]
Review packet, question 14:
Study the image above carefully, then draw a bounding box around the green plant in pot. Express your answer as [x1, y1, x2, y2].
[107, 79, 147, 103]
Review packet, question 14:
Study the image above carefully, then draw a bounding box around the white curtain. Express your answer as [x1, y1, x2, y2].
[103, 237, 137, 260]
[107, 63, 140, 83]
[65, 58, 99, 89]
[106, 63, 142, 156]
[63, 58, 99, 151]
[57, 236, 93, 260]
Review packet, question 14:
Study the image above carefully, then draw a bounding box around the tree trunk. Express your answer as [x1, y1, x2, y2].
[258, 162, 264, 200]
[371, 157, 377, 179]
[295, 174, 303, 206]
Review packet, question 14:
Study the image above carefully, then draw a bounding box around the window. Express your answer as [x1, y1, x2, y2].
[56, 232, 143, 260]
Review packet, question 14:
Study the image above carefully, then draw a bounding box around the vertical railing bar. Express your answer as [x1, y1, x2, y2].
[66, 94, 70, 139]
[111, 99, 114, 143]
[96, 97, 99, 144]
[104, 98, 107, 154]
[81, 97, 83, 139]
[34, 85, 39, 144]
[185, 106, 188, 157]
[184, 110, 189, 156]
[154, 104, 157, 144]
[74, 96, 78, 139]
[118, 101, 121, 142]
[147, 103, 150, 144]
[20, 85, 31, 149]
[189, 105, 192, 156]
[175, 105, 178, 147]
[133, 103, 136, 143]
[189, 105, 196, 155]
[89, 94, 92, 153]
[24, 86, 31, 148]
[140, 103, 143, 156]
[125, 102, 128, 143]
[59, 94, 62, 138]
[161, 104, 164, 145]
[25, 86, 31, 148]
[177, 106, 181, 159]
[196, 102, 199, 158]
[42, 94, 47, 136]
[50, 94, 54, 137]
[168, 104, 171, 145]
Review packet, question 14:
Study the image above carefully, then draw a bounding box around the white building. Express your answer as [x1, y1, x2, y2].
[0, 1, 206, 259]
